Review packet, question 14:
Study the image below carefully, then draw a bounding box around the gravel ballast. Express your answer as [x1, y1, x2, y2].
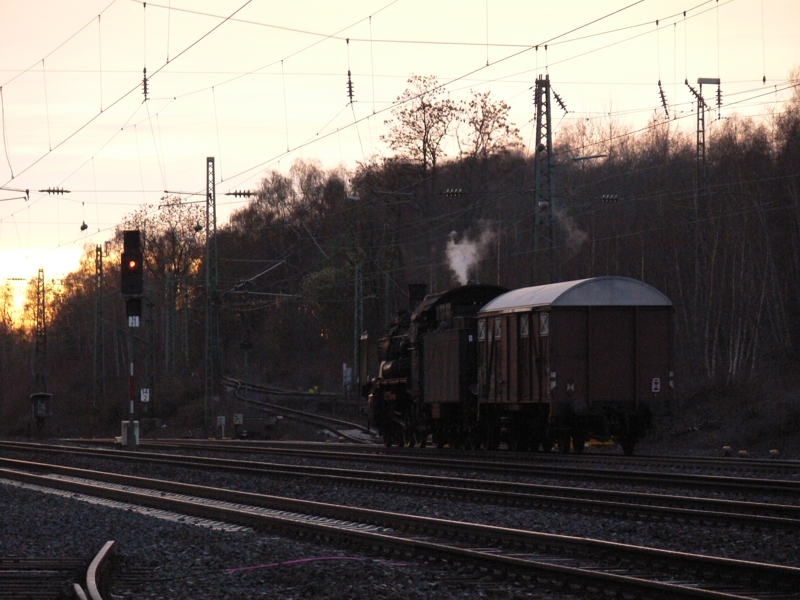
[3, 444, 799, 598]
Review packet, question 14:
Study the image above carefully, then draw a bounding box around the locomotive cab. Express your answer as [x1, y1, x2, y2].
[363, 284, 506, 447]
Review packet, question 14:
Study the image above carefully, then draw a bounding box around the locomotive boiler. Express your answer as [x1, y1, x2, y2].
[361, 276, 673, 455]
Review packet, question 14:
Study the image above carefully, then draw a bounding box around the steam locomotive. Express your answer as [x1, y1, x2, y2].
[360, 277, 673, 455]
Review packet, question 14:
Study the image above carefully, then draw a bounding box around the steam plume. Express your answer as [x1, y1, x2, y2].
[555, 209, 588, 255]
[446, 228, 496, 285]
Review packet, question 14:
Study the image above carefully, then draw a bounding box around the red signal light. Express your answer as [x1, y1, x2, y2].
[128, 259, 138, 269]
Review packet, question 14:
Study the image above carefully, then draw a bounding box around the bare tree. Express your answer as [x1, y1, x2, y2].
[458, 90, 522, 159]
[381, 75, 458, 177]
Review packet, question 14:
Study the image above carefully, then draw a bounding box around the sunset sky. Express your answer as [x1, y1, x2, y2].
[1, 0, 798, 292]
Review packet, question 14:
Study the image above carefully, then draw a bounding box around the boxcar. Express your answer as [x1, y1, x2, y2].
[477, 276, 673, 454]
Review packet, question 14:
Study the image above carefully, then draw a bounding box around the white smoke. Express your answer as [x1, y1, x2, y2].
[446, 228, 496, 285]
[555, 209, 588, 255]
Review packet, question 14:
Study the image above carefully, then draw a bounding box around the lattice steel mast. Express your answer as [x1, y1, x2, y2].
[92, 246, 105, 409]
[533, 74, 557, 282]
[204, 157, 220, 436]
[34, 269, 47, 393]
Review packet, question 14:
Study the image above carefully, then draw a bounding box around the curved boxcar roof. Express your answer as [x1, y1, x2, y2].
[479, 276, 672, 314]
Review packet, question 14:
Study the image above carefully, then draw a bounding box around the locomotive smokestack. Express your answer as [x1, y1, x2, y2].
[408, 283, 428, 312]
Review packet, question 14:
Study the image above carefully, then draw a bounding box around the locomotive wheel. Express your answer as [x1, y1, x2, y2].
[541, 435, 554, 453]
[486, 423, 501, 451]
[406, 429, 424, 448]
[558, 433, 571, 454]
[572, 433, 586, 454]
[621, 436, 637, 456]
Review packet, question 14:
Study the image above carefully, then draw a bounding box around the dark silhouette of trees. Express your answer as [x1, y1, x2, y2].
[4, 71, 800, 439]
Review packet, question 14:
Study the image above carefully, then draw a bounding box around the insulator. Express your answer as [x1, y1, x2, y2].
[553, 91, 568, 115]
[658, 81, 669, 119]
[346, 70, 355, 104]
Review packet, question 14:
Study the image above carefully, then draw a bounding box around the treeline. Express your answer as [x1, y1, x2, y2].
[2, 74, 799, 435]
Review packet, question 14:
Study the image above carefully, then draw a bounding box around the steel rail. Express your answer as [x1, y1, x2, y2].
[0, 556, 87, 599]
[14, 439, 799, 496]
[3, 453, 799, 533]
[55, 435, 800, 478]
[85, 541, 114, 600]
[2, 464, 798, 599]
[223, 377, 376, 444]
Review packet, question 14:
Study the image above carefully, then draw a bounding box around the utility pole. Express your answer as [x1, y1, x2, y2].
[164, 272, 175, 370]
[353, 262, 363, 401]
[30, 269, 52, 431]
[686, 77, 720, 344]
[686, 77, 720, 209]
[144, 295, 155, 417]
[204, 157, 220, 437]
[34, 269, 47, 394]
[92, 246, 105, 410]
[182, 275, 190, 369]
[533, 74, 557, 282]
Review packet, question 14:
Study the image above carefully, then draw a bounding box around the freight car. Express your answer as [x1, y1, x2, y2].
[361, 276, 673, 455]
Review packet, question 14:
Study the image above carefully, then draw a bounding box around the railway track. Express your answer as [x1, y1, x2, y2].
[222, 376, 378, 444]
[2, 460, 798, 599]
[3, 443, 800, 534]
[142, 437, 800, 482]
[0, 540, 113, 600]
[197, 437, 800, 478]
[19, 439, 800, 497]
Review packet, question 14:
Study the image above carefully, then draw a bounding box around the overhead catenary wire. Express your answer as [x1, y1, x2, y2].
[3, 0, 792, 266]
[212, 87, 222, 180]
[218, 0, 651, 187]
[761, 0, 766, 84]
[369, 15, 375, 114]
[145, 100, 167, 190]
[98, 14, 103, 112]
[197, 2, 787, 201]
[6, 0, 707, 201]
[1, 0, 254, 188]
[136, 0, 716, 53]
[42, 60, 52, 150]
[0, 87, 12, 178]
[0, 0, 119, 89]
[166, 0, 172, 63]
[281, 60, 289, 152]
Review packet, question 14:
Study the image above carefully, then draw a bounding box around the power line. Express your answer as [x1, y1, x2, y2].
[0, 0, 120, 89]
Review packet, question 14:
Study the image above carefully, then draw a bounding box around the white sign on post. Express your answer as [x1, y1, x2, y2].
[140, 388, 150, 403]
[128, 316, 140, 327]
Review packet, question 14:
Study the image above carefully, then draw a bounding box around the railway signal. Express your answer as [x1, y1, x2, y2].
[120, 230, 144, 449]
[121, 230, 144, 297]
